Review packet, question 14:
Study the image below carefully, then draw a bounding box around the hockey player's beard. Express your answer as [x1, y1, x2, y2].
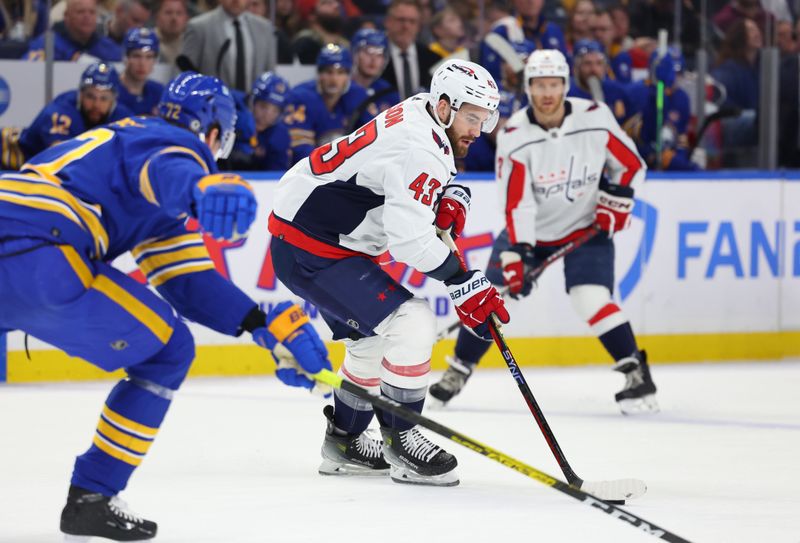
[446, 125, 476, 158]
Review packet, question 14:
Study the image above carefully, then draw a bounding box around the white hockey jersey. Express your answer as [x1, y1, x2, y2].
[496, 97, 646, 246]
[270, 94, 457, 274]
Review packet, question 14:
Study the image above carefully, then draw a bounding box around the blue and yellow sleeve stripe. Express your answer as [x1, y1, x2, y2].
[132, 233, 215, 287]
[139, 146, 210, 206]
[0, 173, 109, 257]
[92, 405, 159, 467]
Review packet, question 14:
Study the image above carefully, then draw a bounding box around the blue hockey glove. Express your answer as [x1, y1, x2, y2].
[252, 302, 332, 393]
[192, 173, 257, 241]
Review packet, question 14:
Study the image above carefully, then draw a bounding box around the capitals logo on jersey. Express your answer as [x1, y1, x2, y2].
[431, 129, 450, 155]
[533, 155, 600, 202]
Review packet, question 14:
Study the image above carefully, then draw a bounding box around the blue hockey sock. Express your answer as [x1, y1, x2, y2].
[332, 388, 375, 434]
[375, 382, 425, 431]
[598, 322, 639, 361]
[71, 379, 171, 496]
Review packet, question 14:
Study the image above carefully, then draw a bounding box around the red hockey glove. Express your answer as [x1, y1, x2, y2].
[500, 243, 535, 299]
[434, 184, 471, 239]
[445, 270, 510, 340]
[595, 182, 634, 237]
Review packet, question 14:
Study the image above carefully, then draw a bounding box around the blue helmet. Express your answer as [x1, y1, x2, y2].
[317, 43, 352, 71]
[124, 27, 160, 55]
[251, 72, 291, 108]
[80, 62, 120, 93]
[158, 72, 237, 160]
[650, 46, 684, 88]
[573, 39, 605, 60]
[351, 28, 388, 54]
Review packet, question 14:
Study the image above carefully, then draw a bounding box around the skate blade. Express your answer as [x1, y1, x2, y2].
[389, 465, 460, 487]
[318, 459, 389, 477]
[425, 394, 448, 411]
[618, 394, 660, 415]
[580, 478, 648, 502]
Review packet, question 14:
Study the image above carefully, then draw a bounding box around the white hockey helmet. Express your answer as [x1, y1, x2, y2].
[429, 59, 501, 133]
[524, 49, 570, 96]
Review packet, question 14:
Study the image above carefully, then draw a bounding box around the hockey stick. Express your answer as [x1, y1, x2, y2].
[440, 230, 646, 504]
[312, 369, 692, 543]
[436, 227, 600, 341]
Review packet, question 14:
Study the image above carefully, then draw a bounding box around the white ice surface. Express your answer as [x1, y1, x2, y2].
[1, 361, 799, 543]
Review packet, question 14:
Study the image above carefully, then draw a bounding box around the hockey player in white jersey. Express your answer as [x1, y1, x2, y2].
[269, 60, 510, 486]
[429, 50, 659, 415]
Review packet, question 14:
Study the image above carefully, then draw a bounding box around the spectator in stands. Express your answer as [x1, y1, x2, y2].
[103, 0, 152, 46]
[13, 63, 132, 164]
[118, 28, 164, 115]
[24, 0, 122, 61]
[711, 18, 761, 148]
[591, 8, 632, 83]
[180, 0, 277, 92]
[351, 28, 400, 114]
[268, 0, 303, 38]
[247, 0, 294, 62]
[778, 29, 800, 166]
[629, 0, 700, 65]
[283, 44, 372, 163]
[713, 0, 775, 37]
[292, 0, 348, 64]
[250, 71, 292, 170]
[428, 6, 466, 59]
[626, 48, 698, 170]
[565, 0, 595, 54]
[609, 4, 634, 54]
[155, 0, 189, 67]
[248, 0, 267, 16]
[480, 0, 567, 82]
[1, 1, 47, 41]
[568, 39, 631, 125]
[382, 0, 440, 99]
[776, 19, 797, 56]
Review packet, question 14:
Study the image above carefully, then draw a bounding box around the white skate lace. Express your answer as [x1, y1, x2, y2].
[623, 367, 644, 390]
[354, 431, 383, 459]
[109, 497, 143, 524]
[400, 428, 441, 462]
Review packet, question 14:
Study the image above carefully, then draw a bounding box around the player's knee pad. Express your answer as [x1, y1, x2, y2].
[376, 298, 436, 390]
[339, 335, 384, 390]
[569, 284, 627, 335]
[128, 320, 195, 391]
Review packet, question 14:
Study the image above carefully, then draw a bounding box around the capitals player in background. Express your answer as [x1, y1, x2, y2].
[283, 43, 372, 164]
[249, 71, 293, 171]
[269, 60, 509, 486]
[7, 62, 132, 167]
[429, 50, 660, 415]
[118, 27, 165, 116]
[0, 72, 331, 540]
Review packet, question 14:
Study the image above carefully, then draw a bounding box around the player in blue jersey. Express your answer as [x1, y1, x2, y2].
[591, 8, 633, 84]
[283, 43, 372, 164]
[350, 29, 401, 118]
[14, 62, 133, 164]
[480, 0, 567, 82]
[24, 0, 122, 61]
[464, 40, 532, 172]
[625, 48, 699, 171]
[0, 72, 332, 541]
[118, 28, 165, 116]
[250, 72, 292, 171]
[568, 39, 632, 125]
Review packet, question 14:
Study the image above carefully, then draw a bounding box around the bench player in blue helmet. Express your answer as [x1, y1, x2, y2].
[568, 39, 632, 126]
[118, 27, 165, 115]
[350, 28, 401, 118]
[0, 72, 331, 541]
[14, 62, 133, 162]
[250, 71, 292, 171]
[283, 43, 371, 164]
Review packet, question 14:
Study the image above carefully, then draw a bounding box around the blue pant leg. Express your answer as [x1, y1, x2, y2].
[0, 244, 195, 495]
[562, 234, 616, 293]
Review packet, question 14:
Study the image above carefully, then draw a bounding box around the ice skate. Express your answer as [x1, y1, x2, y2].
[381, 425, 459, 486]
[60, 485, 156, 541]
[428, 356, 473, 408]
[614, 351, 659, 415]
[318, 405, 390, 476]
